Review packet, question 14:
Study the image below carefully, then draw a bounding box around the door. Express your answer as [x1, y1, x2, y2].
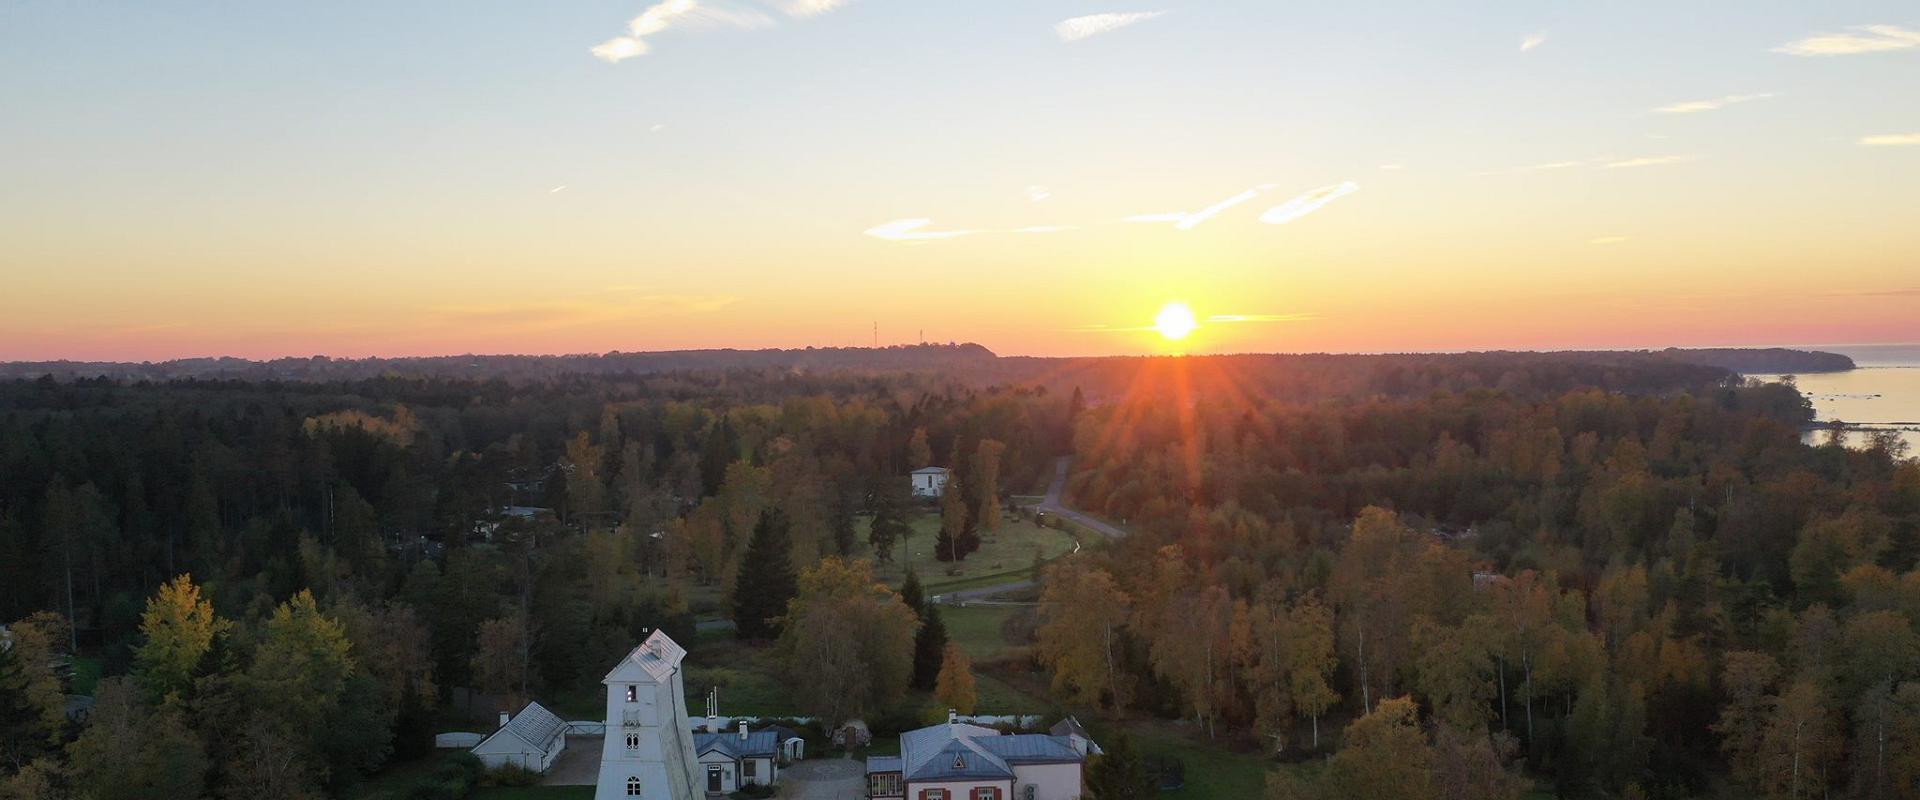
[707, 765, 723, 793]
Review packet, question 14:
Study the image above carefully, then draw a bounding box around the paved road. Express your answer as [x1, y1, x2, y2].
[1027, 456, 1128, 540]
[780, 757, 867, 799]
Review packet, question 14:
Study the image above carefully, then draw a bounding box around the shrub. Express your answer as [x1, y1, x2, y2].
[483, 763, 542, 787]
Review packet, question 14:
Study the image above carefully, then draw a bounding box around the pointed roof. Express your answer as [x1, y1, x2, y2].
[910, 466, 949, 475]
[892, 722, 1091, 781]
[472, 700, 566, 755]
[604, 629, 687, 684]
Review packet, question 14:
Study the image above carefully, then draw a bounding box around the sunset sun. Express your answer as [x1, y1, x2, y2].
[1154, 302, 1198, 340]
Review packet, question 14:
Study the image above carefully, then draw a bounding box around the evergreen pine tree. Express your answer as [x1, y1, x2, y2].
[901, 570, 949, 690]
[732, 510, 797, 640]
[869, 476, 913, 563]
[1086, 730, 1155, 800]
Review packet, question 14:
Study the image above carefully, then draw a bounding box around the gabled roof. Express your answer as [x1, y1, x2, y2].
[473, 701, 566, 755]
[605, 629, 686, 684]
[693, 729, 781, 759]
[893, 722, 1090, 781]
[910, 466, 950, 475]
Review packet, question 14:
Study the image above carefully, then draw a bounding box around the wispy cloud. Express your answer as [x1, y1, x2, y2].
[1014, 225, 1074, 234]
[1025, 185, 1052, 202]
[1055, 11, 1165, 43]
[1588, 236, 1628, 246]
[549, 185, 568, 194]
[1774, 24, 1920, 56]
[1520, 32, 1547, 52]
[1258, 182, 1359, 225]
[1653, 92, 1773, 114]
[592, 0, 851, 63]
[1377, 164, 1405, 171]
[1860, 133, 1920, 146]
[1206, 314, 1314, 323]
[774, 0, 852, 18]
[1175, 185, 1270, 230]
[432, 292, 737, 329]
[1604, 155, 1693, 169]
[863, 218, 978, 242]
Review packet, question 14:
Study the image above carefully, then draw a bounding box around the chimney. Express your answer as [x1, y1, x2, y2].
[709, 714, 720, 733]
[498, 711, 511, 729]
[739, 721, 749, 741]
[947, 709, 957, 725]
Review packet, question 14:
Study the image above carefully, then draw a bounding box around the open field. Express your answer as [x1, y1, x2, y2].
[856, 511, 1079, 593]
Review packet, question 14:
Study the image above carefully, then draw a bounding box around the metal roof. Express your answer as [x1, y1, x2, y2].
[606, 629, 687, 683]
[475, 700, 566, 754]
[694, 729, 780, 759]
[910, 466, 950, 474]
[894, 722, 1088, 781]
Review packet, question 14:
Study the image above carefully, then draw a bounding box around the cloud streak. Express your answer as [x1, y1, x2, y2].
[1774, 24, 1920, 56]
[1258, 182, 1359, 225]
[1055, 11, 1165, 43]
[1653, 92, 1773, 114]
[1520, 32, 1547, 52]
[1604, 155, 1693, 169]
[1861, 133, 1920, 146]
[592, 0, 851, 63]
[863, 218, 978, 242]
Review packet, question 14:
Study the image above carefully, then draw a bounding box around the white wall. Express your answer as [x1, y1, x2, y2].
[1011, 762, 1082, 800]
[909, 778, 1013, 800]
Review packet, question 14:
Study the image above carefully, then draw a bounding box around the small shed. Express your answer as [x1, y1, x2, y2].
[472, 701, 568, 772]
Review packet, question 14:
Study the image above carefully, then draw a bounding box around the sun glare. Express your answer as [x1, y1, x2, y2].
[1155, 302, 1198, 341]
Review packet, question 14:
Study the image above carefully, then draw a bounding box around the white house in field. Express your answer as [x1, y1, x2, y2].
[597, 630, 704, 800]
[471, 700, 568, 772]
[910, 466, 950, 499]
[867, 714, 1098, 800]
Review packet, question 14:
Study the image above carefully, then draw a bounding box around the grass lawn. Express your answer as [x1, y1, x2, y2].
[680, 637, 803, 716]
[69, 656, 102, 695]
[939, 605, 1023, 661]
[349, 750, 461, 800]
[1089, 718, 1271, 799]
[858, 512, 1078, 594]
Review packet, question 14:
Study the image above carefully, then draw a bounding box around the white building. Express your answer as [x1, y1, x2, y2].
[867, 714, 1097, 800]
[691, 721, 801, 794]
[597, 630, 704, 800]
[910, 466, 950, 499]
[471, 701, 568, 772]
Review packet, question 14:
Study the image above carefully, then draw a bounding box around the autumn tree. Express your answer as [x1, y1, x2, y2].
[907, 427, 933, 469]
[470, 608, 530, 710]
[732, 510, 798, 640]
[933, 643, 976, 715]
[65, 678, 208, 800]
[1321, 697, 1436, 800]
[1284, 593, 1340, 748]
[1, 612, 70, 751]
[132, 574, 228, 703]
[937, 465, 971, 562]
[1757, 680, 1841, 800]
[971, 439, 1006, 532]
[1036, 561, 1131, 709]
[777, 557, 918, 727]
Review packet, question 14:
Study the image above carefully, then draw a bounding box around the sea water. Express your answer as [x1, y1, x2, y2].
[1754, 344, 1920, 455]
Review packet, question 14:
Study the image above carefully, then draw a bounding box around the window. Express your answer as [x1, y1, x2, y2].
[744, 760, 757, 778]
[625, 685, 638, 703]
[952, 754, 966, 770]
[972, 789, 997, 800]
[626, 776, 642, 796]
[625, 734, 639, 751]
[870, 773, 902, 797]
[923, 790, 948, 800]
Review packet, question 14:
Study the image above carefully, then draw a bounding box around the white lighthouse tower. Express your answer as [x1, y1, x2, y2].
[597, 629, 702, 799]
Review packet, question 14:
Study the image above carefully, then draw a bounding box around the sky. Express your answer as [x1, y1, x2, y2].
[1, 1, 1917, 360]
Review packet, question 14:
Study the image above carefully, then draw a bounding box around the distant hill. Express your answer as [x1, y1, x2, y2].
[0, 345, 1853, 396]
[1659, 347, 1855, 374]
